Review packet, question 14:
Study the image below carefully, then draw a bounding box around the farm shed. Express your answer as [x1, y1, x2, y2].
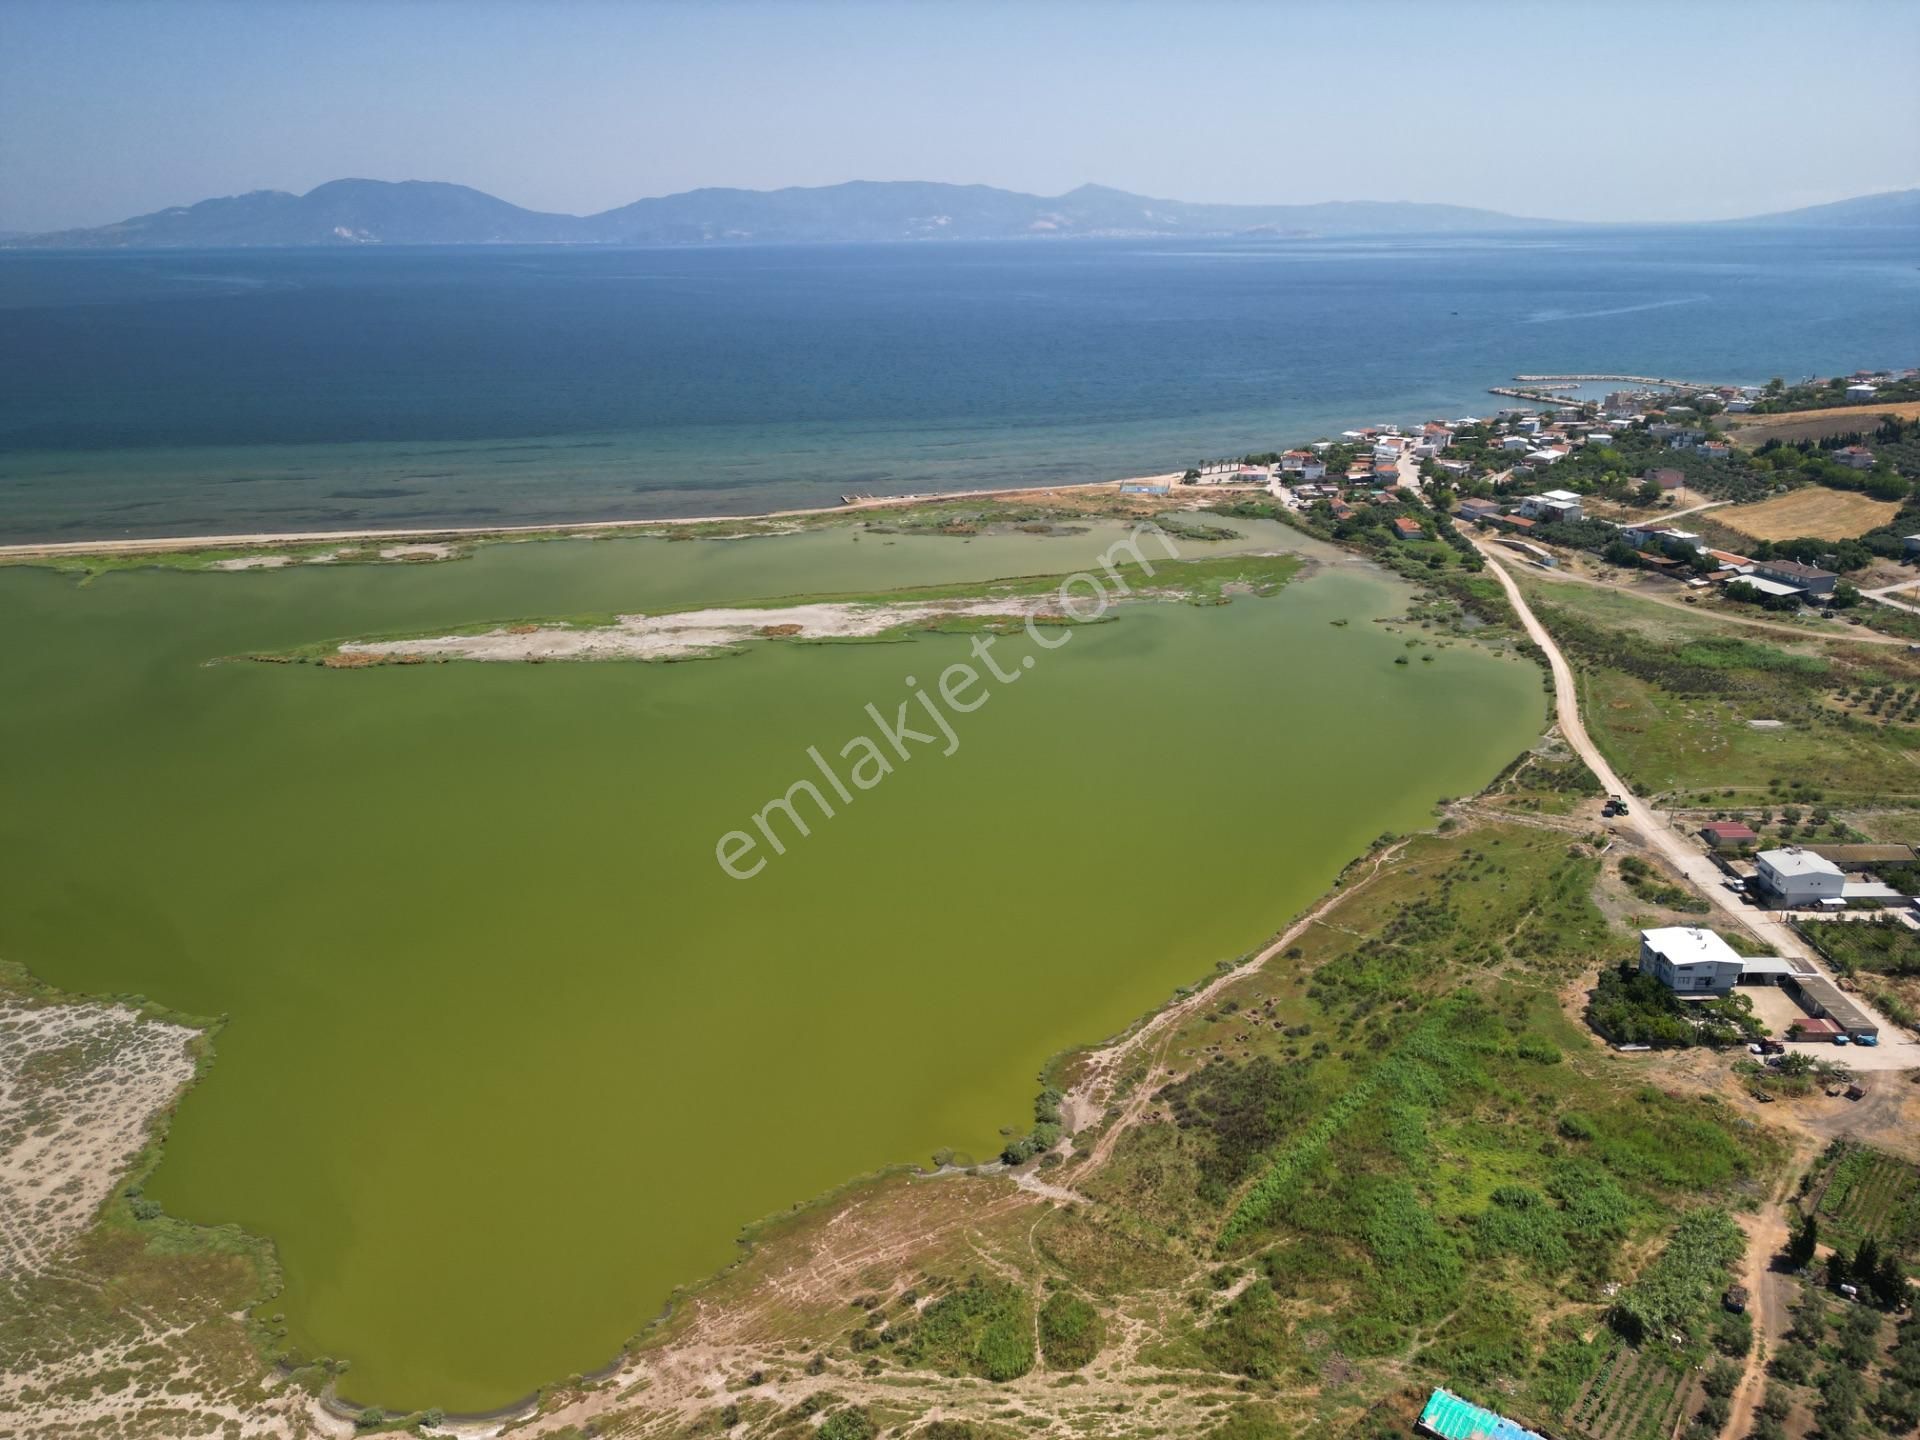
[1786, 977, 1878, 1041]
[1787, 1016, 1842, 1039]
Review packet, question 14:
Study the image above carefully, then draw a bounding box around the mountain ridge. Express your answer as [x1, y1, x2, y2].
[7, 178, 1916, 249]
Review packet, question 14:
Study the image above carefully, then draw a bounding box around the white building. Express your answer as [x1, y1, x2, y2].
[1516, 490, 1583, 523]
[1639, 927, 1745, 995]
[1846, 383, 1878, 402]
[1754, 848, 1846, 908]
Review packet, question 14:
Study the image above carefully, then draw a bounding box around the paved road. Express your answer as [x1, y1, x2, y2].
[1462, 525, 1920, 1071]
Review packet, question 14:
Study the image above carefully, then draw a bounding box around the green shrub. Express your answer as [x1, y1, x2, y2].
[899, 1278, 1034, 1382]
[1038, 1292, 1103, 1370]
[818, 1408, 876, 1440]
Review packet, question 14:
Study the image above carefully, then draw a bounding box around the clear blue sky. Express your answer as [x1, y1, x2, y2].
[3, 0, 1916, 232]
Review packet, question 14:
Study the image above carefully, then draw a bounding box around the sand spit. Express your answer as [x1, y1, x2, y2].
[209, 554, 295, 571]
[0, 474, 1183, 561]
[338, 597, 1059, 663]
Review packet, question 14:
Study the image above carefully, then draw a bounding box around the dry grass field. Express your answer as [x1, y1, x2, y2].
[1726, 400, 1920, 447]
[1717, 487, 1902, 542]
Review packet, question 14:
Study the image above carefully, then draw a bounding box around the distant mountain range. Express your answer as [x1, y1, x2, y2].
[6, 178, 1917, 250]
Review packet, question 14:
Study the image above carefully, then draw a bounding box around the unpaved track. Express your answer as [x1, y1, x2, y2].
[1510, 553, 1910, 646]
[1724, 1150, 1808, 1440]
[1462, 527, 1920, 1069]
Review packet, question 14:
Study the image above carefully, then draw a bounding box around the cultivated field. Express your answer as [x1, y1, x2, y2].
[1726, 401, 1920, 447]
[1811, 1140, 1920, 1254]
[1563, 1340, 1694, 1440]
[1717, 488, 1902, 542]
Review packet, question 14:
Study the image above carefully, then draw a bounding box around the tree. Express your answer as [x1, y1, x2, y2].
[1704, 1359, 1743, 1399]
[1699, 1393, 1732, 1432]
[1872, 1250, 1910, 1311]
[1854, 1236, 1881, 1285]
[1830, 1243, 1856, 1292]
[1787, 1213, 1819, 1271]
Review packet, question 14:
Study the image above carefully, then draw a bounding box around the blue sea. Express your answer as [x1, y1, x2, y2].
[1, 228, 1915, 541]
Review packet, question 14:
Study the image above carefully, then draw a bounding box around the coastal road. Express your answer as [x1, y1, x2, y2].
[1461, 525, 1920, 1069]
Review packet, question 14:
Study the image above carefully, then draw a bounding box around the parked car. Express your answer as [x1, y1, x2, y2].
[1853, 1034, 1878, 1047]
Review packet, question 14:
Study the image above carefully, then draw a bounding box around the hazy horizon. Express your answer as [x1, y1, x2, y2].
[3, 0, 1918, 234]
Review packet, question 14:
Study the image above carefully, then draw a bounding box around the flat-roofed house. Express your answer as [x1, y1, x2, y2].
[1837, 446, 1875, 469]
[1639, 927, 1745, 996]
[1516, 492, 1582, 523]
[1754, 848, 1845, 907]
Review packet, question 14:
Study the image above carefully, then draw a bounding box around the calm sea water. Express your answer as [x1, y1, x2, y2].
[2, 228, 1915, 540]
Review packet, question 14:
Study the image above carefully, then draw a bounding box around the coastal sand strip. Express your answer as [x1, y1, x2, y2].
[0, 474, 1184, 561]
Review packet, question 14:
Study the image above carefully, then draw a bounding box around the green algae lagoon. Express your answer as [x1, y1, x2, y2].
[0, 516, 1545, 1412]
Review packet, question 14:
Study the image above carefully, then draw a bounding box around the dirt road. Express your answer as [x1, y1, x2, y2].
[1864, 578, 1920, 618]
[1463, 527, 1920, 1070]
[1724, 1167, 1803, 1440]
[1512, 554, 1911, 647]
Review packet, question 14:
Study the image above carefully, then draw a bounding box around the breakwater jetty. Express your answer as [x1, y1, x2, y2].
[1488, 386, 1593, 405]
[1513, 372, 1724, 388]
